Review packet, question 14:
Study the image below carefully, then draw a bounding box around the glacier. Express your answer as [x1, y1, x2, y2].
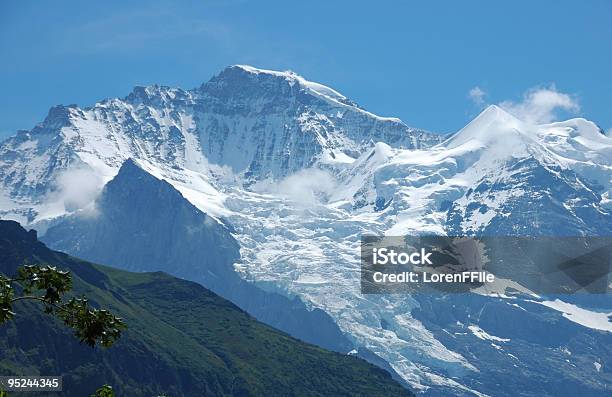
[1, 65, 611, 396]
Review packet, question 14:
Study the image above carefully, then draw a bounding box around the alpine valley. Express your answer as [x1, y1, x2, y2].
[1, 65, 611, 396]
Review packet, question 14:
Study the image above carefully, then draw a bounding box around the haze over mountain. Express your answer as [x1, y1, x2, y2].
[1, 65, 611, 396]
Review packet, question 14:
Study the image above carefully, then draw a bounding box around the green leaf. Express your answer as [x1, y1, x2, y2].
[0, 274, 14, 324]
[90, 385, 114, 397]
[57, 298, 126, 347]
[18, 265, 72, 304]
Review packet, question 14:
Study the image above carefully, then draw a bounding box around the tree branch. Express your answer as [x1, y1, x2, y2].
[10, 295, 71, 314]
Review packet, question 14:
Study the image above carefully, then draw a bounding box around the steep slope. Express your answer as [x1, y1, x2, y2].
[196, 65, 439, 179]
[0, 220, 413, 397]
[445, 156, 611, 236]
[42, 159, 355, 354]
[42, 158, 240, 281]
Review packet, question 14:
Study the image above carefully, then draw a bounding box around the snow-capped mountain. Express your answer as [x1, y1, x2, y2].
[0, 65, 439, 223]
[1, 65, 611, 396]
[332, 104, 612, 235]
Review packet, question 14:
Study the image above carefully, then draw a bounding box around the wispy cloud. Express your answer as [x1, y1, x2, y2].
[468, 86, 486, 108]
[58, 8, 234, 54]
[498, 86, 580, 124]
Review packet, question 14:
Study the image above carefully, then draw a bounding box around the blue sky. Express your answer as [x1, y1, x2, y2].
[1, 0, 611, 138]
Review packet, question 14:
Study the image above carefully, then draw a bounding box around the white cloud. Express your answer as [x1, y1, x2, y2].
[468, 86, 487, 107]
[252, 168, 337, 206]
[498, 86, 580, 124]
[48, 166, 104, 214]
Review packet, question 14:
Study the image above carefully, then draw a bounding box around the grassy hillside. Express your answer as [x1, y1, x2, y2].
[0, 220, 412, 397]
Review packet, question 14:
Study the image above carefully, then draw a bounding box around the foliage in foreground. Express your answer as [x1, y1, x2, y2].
[0, 264, 125, 347]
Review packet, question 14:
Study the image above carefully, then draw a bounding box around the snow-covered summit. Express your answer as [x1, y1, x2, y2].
[444, 105, 524, 149]
[444, 105, 612, 164]
[223, 65, 356, 106]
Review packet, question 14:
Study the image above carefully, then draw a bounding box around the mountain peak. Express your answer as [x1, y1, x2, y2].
[113, 158, 158, 186]
[207, 64, 301, 85]
[33, 104, 82, 133]
[123, 84, 191, 106]
[117, 157, 140, 171]
[231, 64, 299, 79]
[475, 104, 519, 125]
[205, 64, 357, 108]
[444, 104, 524, 149]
